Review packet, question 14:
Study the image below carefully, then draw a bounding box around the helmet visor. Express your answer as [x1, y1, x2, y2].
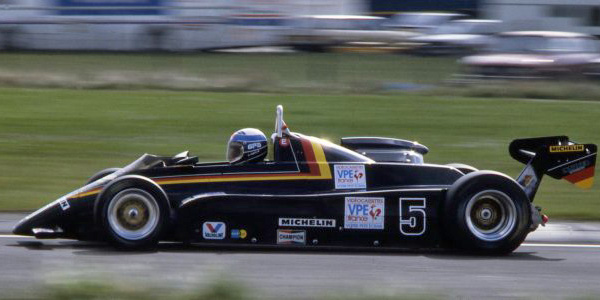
[227, 141, 244, 163]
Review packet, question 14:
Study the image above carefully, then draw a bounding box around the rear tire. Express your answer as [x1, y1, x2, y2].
[443, 171, 530, 255]
[95, 176, 170, 250]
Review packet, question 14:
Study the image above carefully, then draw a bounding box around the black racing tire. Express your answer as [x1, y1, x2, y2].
[87, 168, 121, 184]
[94, 175, 170, 250]
[443, 171, 530, 255]
[446, 163, 478, 175]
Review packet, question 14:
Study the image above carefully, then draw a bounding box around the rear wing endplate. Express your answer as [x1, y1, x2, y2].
[510, 136, 596, 200]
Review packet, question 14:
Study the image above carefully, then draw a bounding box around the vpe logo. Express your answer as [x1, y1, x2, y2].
[344, 197, 384, 230]
[203, 222, 226, 240]
[334, 165, 367, 189]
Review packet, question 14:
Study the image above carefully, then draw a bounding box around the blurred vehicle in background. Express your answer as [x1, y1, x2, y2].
[0, 0, 168, 51]
[483, 0, 600, 36]
[458, 31, 600, 80]
[0, 1, 481, 53]
[169, 13, 290, 52]
[370, 0, 478, 18]
[0, 0, 363, 52]
[286, 15, 417, 52]
[407, 19, 502, 56]
[0, 12, 290, 52]
[382, 12, 466, 33]
[285, 12, 471, 53]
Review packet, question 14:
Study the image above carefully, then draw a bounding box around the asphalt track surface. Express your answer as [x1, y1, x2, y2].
[2, 213, 600, 299]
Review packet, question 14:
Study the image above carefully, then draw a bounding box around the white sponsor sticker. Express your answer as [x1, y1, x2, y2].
[344, 197, 385, 230]
[334, 165, 366, 189]
[202, 222, 226, 240]
[278, 218, 336, 228]
[277, 230, 306, 245]
[59, 198, 70, 211]
[518, 164, 538, 196]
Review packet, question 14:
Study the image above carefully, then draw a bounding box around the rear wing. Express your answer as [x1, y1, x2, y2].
[510, 136, 597, 201]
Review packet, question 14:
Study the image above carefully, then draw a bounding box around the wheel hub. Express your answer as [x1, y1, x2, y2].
[470, 197, 503, 231]
[128, 208, 138, 219]
[465, 190, 518, 242]
[116, 199, 149, 230]
[480, 208, 492, 220]
[107, 189, 159, 241]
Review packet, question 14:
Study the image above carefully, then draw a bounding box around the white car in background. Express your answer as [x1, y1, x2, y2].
[286, 15, 418, 52]
[459, 31, 600, 79]
[382, 12, 466, 33]
[408, 19, 502, 55]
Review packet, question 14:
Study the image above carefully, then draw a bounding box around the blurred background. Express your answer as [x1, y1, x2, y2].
[2, 0, 600, 88]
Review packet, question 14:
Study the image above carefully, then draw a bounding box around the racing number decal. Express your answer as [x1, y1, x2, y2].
[399, 198, 427, 236]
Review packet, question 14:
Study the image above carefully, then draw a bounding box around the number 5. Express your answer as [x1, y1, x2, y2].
[400, 198, 427, 236]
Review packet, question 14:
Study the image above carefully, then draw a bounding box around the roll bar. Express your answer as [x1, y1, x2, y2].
[275, 105, 283, 138]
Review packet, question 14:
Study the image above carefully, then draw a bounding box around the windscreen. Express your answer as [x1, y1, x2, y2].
[120, 154, 165, 173]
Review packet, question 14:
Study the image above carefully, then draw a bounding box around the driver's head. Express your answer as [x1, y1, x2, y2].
[227, 128, 268, 164]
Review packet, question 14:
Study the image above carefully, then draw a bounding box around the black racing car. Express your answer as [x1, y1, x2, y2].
[13, 106, 597, 254]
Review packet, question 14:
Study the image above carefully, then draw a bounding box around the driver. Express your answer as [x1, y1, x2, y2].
[227, 128, 268, 164]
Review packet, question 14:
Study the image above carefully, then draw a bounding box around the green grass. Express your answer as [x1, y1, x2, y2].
[36, 279, 250, 300]
[0, 52, 456, 91]
[4, 277, 438, 300]
[0, 87, 598, 219]
[3, 52, 600, 100]
[0, 52, 454, 81]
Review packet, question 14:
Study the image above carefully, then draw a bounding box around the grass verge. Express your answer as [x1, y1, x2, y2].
[3, 277, 437, 300]
[2, 52, 600, 100]
[0, 52, 455, 93]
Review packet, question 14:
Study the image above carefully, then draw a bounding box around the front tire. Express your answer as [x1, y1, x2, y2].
[95, 176, 170, 250]
[444, 171, 530, 255]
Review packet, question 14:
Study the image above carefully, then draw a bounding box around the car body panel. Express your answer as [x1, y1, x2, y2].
[178, 189, 446, 248]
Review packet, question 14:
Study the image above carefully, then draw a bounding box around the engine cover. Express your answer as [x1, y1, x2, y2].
[341, 137, 429, 163]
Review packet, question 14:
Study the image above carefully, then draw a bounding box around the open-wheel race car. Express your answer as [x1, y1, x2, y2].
[14, 106, 597, 254]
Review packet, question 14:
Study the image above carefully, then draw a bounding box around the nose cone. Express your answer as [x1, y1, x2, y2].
[12, 218, 33, 236]
[12, 200, 63, 236]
